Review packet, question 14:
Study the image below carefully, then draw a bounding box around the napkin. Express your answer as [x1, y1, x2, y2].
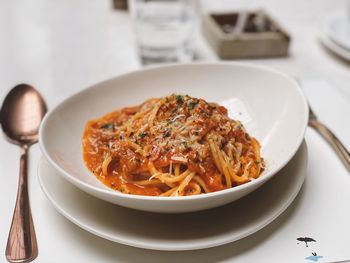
[125, 81, 350, 263]
[30, 81, 350, 263]
[301, 80, 350, 151]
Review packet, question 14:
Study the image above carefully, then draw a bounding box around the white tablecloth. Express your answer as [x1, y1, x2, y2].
[1, 0, 350, 262]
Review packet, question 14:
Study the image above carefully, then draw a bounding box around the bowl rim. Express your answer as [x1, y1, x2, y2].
[39, 62, 309, 202]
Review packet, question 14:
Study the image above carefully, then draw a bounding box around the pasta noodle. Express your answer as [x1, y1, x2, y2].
[82, 94, 264, 196]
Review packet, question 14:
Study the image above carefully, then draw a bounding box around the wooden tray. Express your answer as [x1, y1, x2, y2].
[202, 11, 291, 59]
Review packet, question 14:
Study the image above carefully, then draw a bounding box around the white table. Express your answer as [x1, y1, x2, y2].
[1, 1, 350, 262]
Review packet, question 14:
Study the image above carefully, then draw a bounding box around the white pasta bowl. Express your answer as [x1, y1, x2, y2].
[39, 63, 308, 213]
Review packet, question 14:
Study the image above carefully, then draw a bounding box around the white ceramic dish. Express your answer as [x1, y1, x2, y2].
[320, 13, 350, 61]
[39, 63, 308, 213]
[38, 141, 307, 251]
[319, 32, 350, 61]
[324, 12, 350, 51]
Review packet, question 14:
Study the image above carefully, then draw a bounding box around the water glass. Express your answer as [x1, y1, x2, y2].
[130, 0, 197, 65]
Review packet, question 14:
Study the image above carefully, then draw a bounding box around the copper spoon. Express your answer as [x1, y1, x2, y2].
[1, 84, 47, 262]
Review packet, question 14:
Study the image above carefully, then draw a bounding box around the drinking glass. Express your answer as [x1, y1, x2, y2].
[130, 0, 197, 65]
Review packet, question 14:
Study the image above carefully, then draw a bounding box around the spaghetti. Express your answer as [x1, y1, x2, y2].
[82, 94, 264, 196]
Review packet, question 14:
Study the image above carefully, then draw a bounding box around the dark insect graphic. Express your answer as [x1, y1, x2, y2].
[297, 237, 316, 247]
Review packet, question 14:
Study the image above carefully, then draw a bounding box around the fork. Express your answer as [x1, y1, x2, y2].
[308, 105, 350, 172]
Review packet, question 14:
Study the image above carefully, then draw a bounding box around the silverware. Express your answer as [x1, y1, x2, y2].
[1, 84, 47, 262]
[308, 105, 350, 172]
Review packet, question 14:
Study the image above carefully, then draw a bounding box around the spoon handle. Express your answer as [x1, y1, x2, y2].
[6, 145, 38, 262]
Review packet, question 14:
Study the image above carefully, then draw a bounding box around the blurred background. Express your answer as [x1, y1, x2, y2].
[0, 0, 349, 105]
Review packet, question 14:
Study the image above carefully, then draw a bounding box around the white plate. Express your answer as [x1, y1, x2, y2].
[38, 141, 307, 251]
[320, 14, 350, 61]
[39, 63, 308, 213]
[324, 12, 350, 51]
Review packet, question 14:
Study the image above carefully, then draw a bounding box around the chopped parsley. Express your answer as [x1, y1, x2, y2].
[138, 132, 148, 139]
[176, 95, 184, 104]
[188, 100, 199, 110]
[101, 123, 114, 130]
[163, 128, 172, 138]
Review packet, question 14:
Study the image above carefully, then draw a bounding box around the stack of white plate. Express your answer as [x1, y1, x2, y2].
[320, 12, 350, 61]
[38, 63, 309, 251]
